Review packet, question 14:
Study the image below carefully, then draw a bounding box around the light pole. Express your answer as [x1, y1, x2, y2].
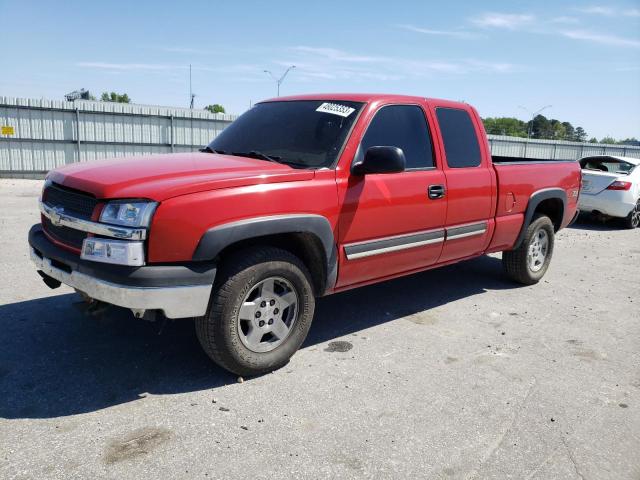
[518, 104, 552, 139]
[264, 66, 296, 97]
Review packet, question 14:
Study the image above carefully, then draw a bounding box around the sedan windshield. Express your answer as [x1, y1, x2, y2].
[207, 100, 364, 169]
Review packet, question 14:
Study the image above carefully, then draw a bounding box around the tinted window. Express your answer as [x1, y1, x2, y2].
[209, 100, 363, 169]
[436, 108, 481, 168]
[360, 105, 434, 169]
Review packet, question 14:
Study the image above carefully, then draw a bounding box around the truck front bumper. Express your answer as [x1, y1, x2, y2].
[28, 225, 215, 319]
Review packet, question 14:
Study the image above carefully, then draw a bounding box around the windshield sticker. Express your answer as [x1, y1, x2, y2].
[316, 102, 356, 118]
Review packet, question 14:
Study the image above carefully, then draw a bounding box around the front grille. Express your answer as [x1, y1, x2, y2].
[43, 183, 98, 220]
[43, 217, 88, 250]
[42, 183, 97, 250]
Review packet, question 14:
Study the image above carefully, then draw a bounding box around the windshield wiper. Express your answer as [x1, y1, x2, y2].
[231, 151, 282, 163]
[200, 146, 227, 154]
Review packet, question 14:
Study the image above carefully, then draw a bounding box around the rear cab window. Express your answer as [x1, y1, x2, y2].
[436, 107, 482, 168]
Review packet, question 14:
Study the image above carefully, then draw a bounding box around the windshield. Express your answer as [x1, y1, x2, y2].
[580, 157, 636, 174]
[207, 100, 364, 169]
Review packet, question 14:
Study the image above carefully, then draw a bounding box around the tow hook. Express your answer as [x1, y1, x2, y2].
[37, 270, 61, 289]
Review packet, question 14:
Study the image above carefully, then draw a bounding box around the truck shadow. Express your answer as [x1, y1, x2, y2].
[0, 255, 517, 419]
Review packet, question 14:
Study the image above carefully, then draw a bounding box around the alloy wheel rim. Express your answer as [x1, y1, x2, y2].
[632, 202, 640, 228]
[237, 276, 299, 353]
[527, 229, 549, 272]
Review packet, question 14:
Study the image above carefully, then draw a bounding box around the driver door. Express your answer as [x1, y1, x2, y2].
[336, 103, 447, 288]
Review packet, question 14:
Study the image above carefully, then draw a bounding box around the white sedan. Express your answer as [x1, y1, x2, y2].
[578, 155, 640, 229]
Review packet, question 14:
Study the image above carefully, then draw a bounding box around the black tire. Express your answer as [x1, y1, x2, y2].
[503, 215, 555, 285]
[196, 246, 315, 376]
[623, 200, 640, 229]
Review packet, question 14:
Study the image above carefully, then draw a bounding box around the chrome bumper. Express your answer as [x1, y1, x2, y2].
[30, 248, 212, 319]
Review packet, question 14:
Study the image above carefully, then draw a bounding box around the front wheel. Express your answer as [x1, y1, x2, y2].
[503, 214, 555, 285]
[624, 200, 640, 229]
[196, 246, 315, 376]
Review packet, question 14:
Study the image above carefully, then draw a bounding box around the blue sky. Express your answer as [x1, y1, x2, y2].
[1, 0, 639, 139]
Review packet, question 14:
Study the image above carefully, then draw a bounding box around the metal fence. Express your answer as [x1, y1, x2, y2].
[1, 96, 639, 178]
[488, 135, 640, 161]
[0, 96, 237, 178]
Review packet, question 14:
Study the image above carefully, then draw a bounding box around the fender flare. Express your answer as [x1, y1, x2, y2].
[512, 188, 567, 249]
[192, 214, 338, 293]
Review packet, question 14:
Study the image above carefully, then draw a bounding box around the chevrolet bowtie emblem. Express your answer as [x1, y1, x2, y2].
[50, 206, 65, 226]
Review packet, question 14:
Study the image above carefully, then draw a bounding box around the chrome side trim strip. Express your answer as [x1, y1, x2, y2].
[40, 201, 147, 240]
[31, 248, 211, 318]
[344, 229, 445, 260]
[445, 221, 488, 241]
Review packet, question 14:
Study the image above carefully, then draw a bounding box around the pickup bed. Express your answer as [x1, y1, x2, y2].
[29, 94, 581, 375]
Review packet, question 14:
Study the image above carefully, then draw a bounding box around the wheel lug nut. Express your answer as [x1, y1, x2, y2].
[260, 301, 266, 308]
[273, 308, 279, 314]
[270, 300, 276, 306]
[259, 320, 265, 327]
[255, 311, 261, 318]
[268, 319, 274, 325]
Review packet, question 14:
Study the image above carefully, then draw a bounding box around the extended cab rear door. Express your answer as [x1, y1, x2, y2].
[335, 102, 447, 288]
[426, 100, 497, 263]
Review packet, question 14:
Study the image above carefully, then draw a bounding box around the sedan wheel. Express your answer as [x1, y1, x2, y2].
[625, 200, 640, 229]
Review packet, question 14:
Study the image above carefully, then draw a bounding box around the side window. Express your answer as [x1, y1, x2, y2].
[360, 105, 434, 169]
[436, 108, 481, 168]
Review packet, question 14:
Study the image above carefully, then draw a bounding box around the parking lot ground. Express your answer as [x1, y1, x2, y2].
[1, 179, 639, 480]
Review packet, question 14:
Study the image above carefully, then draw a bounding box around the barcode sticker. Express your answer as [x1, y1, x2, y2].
[316, 102, 355, 117]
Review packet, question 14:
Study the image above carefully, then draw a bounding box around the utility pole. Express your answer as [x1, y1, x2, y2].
[189, 64, 195, 109]
[263, 66, 296, 97]
[518, 104, 552, 139]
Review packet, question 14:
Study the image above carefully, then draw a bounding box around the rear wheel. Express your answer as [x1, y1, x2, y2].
[624, 200, 640, 229]
[196, 246, 315, 376]
[503, 215, 555, 285]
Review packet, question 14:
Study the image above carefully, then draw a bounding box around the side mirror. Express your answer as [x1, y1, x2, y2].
[352, 146, 406, 175]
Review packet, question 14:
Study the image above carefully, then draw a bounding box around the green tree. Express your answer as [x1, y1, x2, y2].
[101, 92, 131, 103]
[204, 104, 226, 114]
[482, 117, 527, 137]
[561, 122, 575, 141]
[599, 136, 616, 144]
[550, 119, 566, 140]
[529, 114, 552, 139]
[574, 127, 587, 142]
[588, 137, 599, 143]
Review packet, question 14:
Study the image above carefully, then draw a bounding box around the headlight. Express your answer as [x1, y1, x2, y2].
[100, 201, 157, 227]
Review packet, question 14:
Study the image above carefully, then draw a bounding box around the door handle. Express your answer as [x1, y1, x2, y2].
[428, 184, 446, 199]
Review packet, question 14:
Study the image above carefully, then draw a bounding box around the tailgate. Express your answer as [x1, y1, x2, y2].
[580, 170, 622, 195]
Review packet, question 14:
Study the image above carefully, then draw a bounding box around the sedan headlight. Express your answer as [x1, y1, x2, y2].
[100, 201, 157, 227]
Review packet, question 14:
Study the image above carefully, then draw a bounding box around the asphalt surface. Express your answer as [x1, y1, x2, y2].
[1, 179, 638, 480]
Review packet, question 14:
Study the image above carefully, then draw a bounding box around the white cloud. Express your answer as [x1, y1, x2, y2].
[76, 62, 178, 70]
[292, 46, 384, 63]
[578, 5, 640, 17]
[579, 6, 616, 16]
[562, 30, 640, 48]
[396, 24, 478, 38]
[471, 13, 535, 30]
[281, 45, 518, 82]
[549, 16, 580, 24]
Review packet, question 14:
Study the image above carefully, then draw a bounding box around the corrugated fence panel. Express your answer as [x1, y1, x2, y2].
[2, 97, 640, 177]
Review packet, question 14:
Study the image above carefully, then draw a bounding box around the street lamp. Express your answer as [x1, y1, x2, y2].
[264, 66, 296, 97]
[518, 104, 552, 139]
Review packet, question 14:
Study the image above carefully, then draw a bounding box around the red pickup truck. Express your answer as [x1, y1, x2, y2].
[29, 94, 581, 375]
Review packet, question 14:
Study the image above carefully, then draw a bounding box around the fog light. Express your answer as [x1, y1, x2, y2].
[81, 238, 145, 266]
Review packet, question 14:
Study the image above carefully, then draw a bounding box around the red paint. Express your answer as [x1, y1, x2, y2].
[45, 93, 580, 292]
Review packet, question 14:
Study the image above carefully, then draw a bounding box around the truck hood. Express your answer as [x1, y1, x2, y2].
[47, 152, 315, 201]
